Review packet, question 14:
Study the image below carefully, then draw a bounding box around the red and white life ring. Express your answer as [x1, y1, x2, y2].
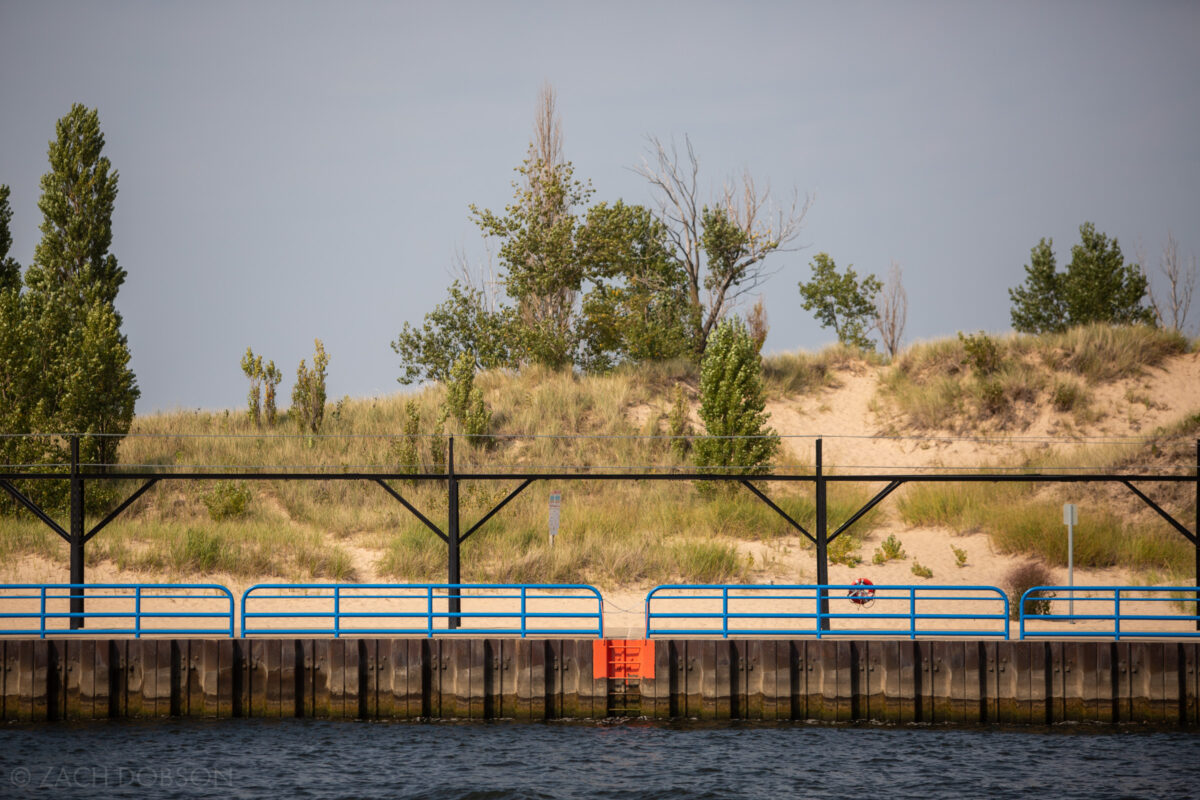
[848, 577, 875, 606]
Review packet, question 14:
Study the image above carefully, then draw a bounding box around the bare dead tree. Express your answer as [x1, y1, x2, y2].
[873, 261, 908, 358]
[1148, 231, 1196, 333]
[634, 135, 810, 354]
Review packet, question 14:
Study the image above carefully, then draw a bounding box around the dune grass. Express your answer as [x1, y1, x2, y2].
[880, 324, 1189, 431]
[897, 412, 1199, 580]
[1, 326, 1193, 587]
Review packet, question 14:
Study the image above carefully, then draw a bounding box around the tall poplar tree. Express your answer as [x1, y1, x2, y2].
[694, 317, 778, 476]
[25, 104, 138, 474]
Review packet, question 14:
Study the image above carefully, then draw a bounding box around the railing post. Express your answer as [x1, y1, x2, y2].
[722, 587, 729, 639]
[1194, 439, 1198, 630]
[69, 435, 85, 630]
[815, 438, 830, 630]
[447, 436, 461, 630]
[333, 585, 341, 639]
[1113, 588, 1122, 641]
[520, 586, 527, 639]
[134, 585, 142, 639]
[910, 587, 917, 640]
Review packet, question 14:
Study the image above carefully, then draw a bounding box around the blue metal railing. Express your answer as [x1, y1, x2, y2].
[645, 584, 1010, 639]
[1019, 585, 1200, 640]
[241, 583, 605, 638]
[0, 583, 235, 638]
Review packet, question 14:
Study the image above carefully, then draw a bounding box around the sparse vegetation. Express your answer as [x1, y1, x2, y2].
[828, 534, 863, 567]
[910, 561, 933, 579]
[1005, 561, 1056, 620]
[952, 545, 968, 568]
[872, 534, 906, 564]
[881, 324, 1187, 430]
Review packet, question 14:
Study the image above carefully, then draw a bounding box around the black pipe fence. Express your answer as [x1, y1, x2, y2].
[0, 435, 1196, 631]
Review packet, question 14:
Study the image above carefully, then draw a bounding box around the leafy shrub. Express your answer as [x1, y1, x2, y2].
[959, 331, 1002, 375]
[202, 481, 251, 521]
[829, 534, 862, 567]
[1005, 561, 1056, 620]
[910, 561, 933, 579]
[951, 545, 968, 568]
[872, 533, 906, 564]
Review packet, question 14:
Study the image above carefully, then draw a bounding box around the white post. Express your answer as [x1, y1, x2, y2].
[1063, 504, 1077, 617]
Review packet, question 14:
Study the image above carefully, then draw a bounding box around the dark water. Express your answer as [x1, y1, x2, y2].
[0, 719, 1197, 800]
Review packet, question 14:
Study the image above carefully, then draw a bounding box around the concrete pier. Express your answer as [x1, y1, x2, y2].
[2, 638, 1197, 725]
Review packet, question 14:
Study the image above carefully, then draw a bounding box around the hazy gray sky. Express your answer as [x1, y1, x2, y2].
[1, 1, 1197, 414]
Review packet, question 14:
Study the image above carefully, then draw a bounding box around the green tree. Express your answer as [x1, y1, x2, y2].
[575, 201, 694, 371]
[1009, 238, 1065, 333]
[797, 253, 882, 350]
[1009, 223, 1153, 333]
[471, 85, 590, 368]
[262, 360, 282, 427]
[694, 318, 779, 475]
[391, 280, 513, 385]
[241, 347, 263, 425]
[53, 302, 137, 464]
[0, 185, 21, 291]
[26, 105, 125, 309]
[23, 104, 138, 475]
[291, 339, 329, 435]
[1063, 222, 1152, 327]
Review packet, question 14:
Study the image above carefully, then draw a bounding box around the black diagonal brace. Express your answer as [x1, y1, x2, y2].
[1122, 480, 1196, 545]
[83, 479, 159, 543]
[740, 479, 816, 544]
[830, 480, 904, 543]
[374, 479, 449, 543]
[0, 479, 69, 541]
[460, 478, 534, 543]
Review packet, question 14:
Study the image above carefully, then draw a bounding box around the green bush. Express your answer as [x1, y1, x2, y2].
[951, 545, 968, 568]
[829, 534, 863, 567]
[959, 331, 1002, 375]
[872, 534, 906, 564]
[202, 481, 251, 521]
[910, 561, 933, 579]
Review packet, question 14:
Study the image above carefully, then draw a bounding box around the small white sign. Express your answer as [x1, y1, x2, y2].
[1063, 504, 1078, 526]
[549, 491, 562, 540]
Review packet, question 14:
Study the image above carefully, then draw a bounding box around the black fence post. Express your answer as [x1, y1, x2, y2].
[69, 435, 85, 630]
[815, 437, 829, 630]
[447, 435, 460, 630]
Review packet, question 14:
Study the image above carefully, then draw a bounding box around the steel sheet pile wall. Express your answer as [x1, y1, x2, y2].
[2, 639, 1198, 725]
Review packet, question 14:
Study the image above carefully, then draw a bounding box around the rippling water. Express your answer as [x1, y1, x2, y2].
[1, 719, 1197, 799]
